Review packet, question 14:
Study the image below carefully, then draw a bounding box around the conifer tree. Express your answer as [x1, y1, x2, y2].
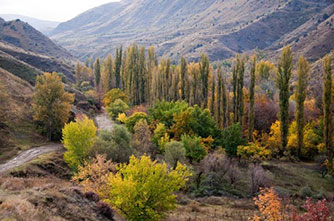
[276, 46, 293, 154]
[296, 56, 309, 158]
[323, 54, 333, 162]
[248, 55, 256, 141]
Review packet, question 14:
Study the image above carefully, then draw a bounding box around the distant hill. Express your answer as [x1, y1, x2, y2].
[50, 0, 334, 62]
[0, 14, 60, 35]
[0, 18, 75, 83]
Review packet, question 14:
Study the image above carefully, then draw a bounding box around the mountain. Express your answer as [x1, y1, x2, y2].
[50, 0, 334, 62]
[0, 18, 75, 82]
[0, 14, 60, 35]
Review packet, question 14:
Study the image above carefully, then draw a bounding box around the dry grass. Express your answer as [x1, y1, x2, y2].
[168, 197, 254, 221]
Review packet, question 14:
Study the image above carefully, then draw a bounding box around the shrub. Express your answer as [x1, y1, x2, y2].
[62, 115, 97, 171]
[149, 100, 189, 128]
[251, 188, 283, 221]
[221, 123, 247, 157]
[164, 141, 186, 169]
[290, 198, 330, 221]
[181, 134, 207, 163]
[152, 123, 167, 145]
[237, 142, 271, 162]
[73, 155, 116, 199]
[249, 164, 272, 195]
[299, 185, 313, 199]
[133, 119, 154, 155]
[125, 112, 149, 133]
[93, 126, 134, 163]
[106, 155, 191, 220]
[116, 113, 127, 123]
[104, 88, 128, 107]
[106, 99, 129, 119]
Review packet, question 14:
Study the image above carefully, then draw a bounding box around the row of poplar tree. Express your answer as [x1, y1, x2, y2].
[75, 44, 333, 162]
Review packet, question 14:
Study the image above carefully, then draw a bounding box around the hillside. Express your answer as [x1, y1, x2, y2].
[0, 18, 72, 59]
[0, 14, 60, 35]
[50, 0, 334, 62]
[0, 18, 76, 83]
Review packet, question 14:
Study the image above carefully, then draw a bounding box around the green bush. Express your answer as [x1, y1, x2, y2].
[164, 141, 186, 169]
[125, 112, 149, 133]
[93, 125, 134, 163]
[106, 99, 129, 119]
[221, 123, 247, 157]
[181, 134, 206, 162]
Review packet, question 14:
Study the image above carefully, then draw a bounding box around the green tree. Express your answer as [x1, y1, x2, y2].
[125, 112, 149, 133]
[62, 115, 97, 171]
[276, 46, 293, 154]
[103, 54, 113, 92]
[181, 56, 187, 100]
[295, 56, 309, 158]
[93, 126, 133, 163]
[106, 155, 191, 220]
[199, 54, 210, 108]
[114, 47, 122, 89]
[106, 99, 129, 119]
[33, 72, 74, 140]
[323, 54, 333, 162]
[248, 55, 256, 141]
[104, 88, 128, 107]
[211, 74, 216, 116]
[94, 57, 101, 87]
[221, 123, 247, 157]
[181, 134, 206, 162]
[164, 141, 186, 169]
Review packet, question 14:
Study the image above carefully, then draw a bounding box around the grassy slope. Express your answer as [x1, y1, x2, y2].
[0, 67, 46, 164]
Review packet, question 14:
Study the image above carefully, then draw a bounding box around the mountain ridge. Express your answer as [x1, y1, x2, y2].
[50, 0, 334, 62]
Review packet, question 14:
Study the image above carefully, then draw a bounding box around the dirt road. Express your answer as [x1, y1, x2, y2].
[94, 111, 114, 131]
[0, 143, 63, 173]
[0, 112, 114, 174]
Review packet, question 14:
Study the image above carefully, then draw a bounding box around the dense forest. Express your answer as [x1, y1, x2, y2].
[25, 43, 334, 220]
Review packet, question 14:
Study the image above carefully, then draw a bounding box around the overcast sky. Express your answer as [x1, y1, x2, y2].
[0, 0, 119, 22]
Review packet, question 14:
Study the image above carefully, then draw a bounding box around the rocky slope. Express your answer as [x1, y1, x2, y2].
[50, 0, 334, 62]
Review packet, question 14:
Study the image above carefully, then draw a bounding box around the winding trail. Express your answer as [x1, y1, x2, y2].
[0, 112, 113, 174]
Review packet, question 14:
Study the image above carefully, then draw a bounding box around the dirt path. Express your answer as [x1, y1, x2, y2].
[0, 143, 63, 173]
[94, 111, 114, 131]
[0, 112, 114, 174]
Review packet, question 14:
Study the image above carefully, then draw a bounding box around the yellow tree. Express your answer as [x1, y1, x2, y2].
[62, 115, 97, 171]
[33, 72, 74, 140]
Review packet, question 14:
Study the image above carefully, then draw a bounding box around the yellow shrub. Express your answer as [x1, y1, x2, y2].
[237, 142, 271, 162]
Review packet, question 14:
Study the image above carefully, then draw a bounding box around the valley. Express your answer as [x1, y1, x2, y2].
[1, 0, 334, 220]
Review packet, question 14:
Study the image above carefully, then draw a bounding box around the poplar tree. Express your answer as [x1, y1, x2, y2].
[222, 70, 228, 128]
[211, 74, 216, 116]
[139, 47, 146, 103]
[323, 54, 333, 162]
[248, 55, 256, 141]
[236, 55, 245, 125]
[296, 56, 309, 158]
[104, 54, 113, 91]
[199, 54, 210, 108]
[217, 65, 222, 127]
[94, 57, 101, 88]
[181, 56, 187, 100]
[276, 46, 293, 154]
[114, 47, 122, 88]
[232, 65, 238, 123]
